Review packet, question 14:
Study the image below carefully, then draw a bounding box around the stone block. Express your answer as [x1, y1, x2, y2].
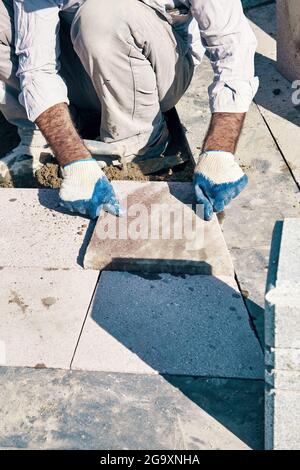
[277, 1, 300, 82]
[266, 369, 300, 392]
[265, 218, 300, 449]
[266, 388, 300, 450]
[265, 219, 300, 349]
[266, 347, 300, 371]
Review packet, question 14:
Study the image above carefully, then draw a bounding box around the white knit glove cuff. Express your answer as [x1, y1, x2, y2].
[60, 159, 105, 202]
[195, 151, 245, 185]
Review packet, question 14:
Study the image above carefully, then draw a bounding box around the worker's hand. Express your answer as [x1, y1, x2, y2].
[194, 151, 248, 221]
[59, 158, 121, 219]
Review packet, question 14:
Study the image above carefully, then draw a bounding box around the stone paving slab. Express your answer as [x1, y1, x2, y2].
[0, 189, 95, 270]
[229, 247, 269, 347]
[248, 4, 300, 187]
[220, 105, 300, 251]
[72, 272, 263, 378]
[0, 367, 264, 450]
[84, 181, 234, 277]
[0, 267, 98, 369]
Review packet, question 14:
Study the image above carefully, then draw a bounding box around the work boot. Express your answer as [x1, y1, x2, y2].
[136, 124, 170, 161]
[0, 128, 54, 184]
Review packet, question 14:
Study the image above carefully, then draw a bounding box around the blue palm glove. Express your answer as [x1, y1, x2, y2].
[194, 151, 248, 221]
[59, 158, 121, 219]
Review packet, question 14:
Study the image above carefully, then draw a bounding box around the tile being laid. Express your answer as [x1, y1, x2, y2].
[0, 267, 98, 369]
[72, 272, 263, 378]
[0, 189, 95, 270]
[84, 181, 234, 277]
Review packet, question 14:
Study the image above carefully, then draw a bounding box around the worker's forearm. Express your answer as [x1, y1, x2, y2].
[35, 103, 90, 167]
[202, 112, 246, 154]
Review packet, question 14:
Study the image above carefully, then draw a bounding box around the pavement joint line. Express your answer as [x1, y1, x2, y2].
[69, 270, 101, 370]
[234, 271, 263, 351]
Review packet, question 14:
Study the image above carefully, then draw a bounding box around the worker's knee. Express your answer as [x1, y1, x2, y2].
[0, 34, 14, 84]
[71, 0, 135, 55]
[0, 0, 14, 81]
[0, 0, 14, 46]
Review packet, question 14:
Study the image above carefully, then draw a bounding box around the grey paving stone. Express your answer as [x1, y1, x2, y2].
[0, 367, 264, 450]
[0, 267, 98, 369]
[221, 107, 300, 251]
[266, 389, 300, 450]
[84, 181, 234, 277]
[248, 3, 300, 187]
[265, 219, 300, 349]
[168, 375, 264, 450]
[0, 189, 95, 270]
[229, 247, 269, 347]
[72, 272, 263, 378]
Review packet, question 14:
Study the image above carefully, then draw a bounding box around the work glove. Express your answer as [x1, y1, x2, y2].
[59, 158, 121, 219]
[194, 150, 248, 221]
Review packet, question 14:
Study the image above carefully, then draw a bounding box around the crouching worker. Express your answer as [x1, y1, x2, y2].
[0, 0, 258, 220]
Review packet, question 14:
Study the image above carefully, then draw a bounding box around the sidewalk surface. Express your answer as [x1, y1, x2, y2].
[1, 3, 297, 450]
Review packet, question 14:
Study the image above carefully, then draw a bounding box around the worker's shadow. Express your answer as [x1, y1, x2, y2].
[84, 266, 264, 450]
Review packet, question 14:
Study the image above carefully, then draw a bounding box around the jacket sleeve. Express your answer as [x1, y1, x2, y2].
[14, 0, 69, 122]
[190, 0, 259, 113]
